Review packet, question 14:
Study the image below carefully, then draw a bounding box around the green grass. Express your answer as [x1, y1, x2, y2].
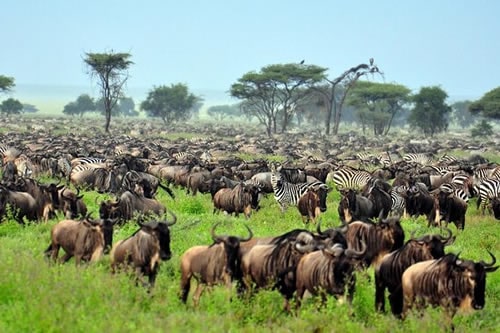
[0, 182, 499, 333]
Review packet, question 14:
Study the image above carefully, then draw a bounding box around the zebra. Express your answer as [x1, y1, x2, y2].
[472, 166, 500, 195]
[377, 151, 393, 168]
[437, 153, 458, 165]
[270, 172, 326, 213]
[70, 157, 107, 167]
[390, 185, 408, 217]
[172, 152, 195, 161]
[438, 182, 470, 203]
[476, 178, 500, 215]
[403, 153, 433, 165]
[330, 166, 373, 190]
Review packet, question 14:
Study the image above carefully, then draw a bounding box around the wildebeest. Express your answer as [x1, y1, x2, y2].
[338, 188, 374, 223]
[295, 240, 366, 311]
[240, 229, 323, 310]
[297, 184, 329, 224]
[374, 228, 455, 316]
[179, 223, 253, 306]
[44, 216, 115, 265]
[401, 252, 498, 322]
[99, 190, 166, 223]
[492, 196, 500, 220]
[110, 210, 177, 288]
[431, 190, 468, 229]
[344, 214, 405, 268]
[212, 182, 260, 218]
[0, 185, 38, 224]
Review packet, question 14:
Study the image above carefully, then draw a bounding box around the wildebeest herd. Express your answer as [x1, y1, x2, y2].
[0, 122, 499, 325]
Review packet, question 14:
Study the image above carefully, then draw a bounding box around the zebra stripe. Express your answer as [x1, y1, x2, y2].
[390, 185, 408, 216]
[403, 153, 433, 165]
[477, 178, 500, 215]
[439, 183, 470, 203]
[438, 153, 458, 165]
[331, 167, 373, 190]
[71, 157, 107, 167]
[270, 172, 325, 212]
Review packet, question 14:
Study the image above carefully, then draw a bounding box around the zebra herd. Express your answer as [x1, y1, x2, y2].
[330, 152, 500, 221]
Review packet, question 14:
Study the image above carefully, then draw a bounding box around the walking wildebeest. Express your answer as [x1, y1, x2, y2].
[179, 223, 253, 306]
[45, 216, 115, 265]
[401, 252, 498, 324]
[374, 228, 455, 316]
[295, 240, 366, 311]
[110, 210, 177, 288]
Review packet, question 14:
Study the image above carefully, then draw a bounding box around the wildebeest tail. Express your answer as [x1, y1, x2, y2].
[158, 182, 175, 199]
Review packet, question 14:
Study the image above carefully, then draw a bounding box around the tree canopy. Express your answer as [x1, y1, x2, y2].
[230, 63, 327, 136]
[314, 60, 382, 135]
[347, 81, 411, 135]
[84, 51, 133, 132]
[408, 86, 451, 136]
[0, 98, 23, 114]
[141, 83, 200, 124]
[469, 86, 500, 120]
[0, 75, 15, 94]
[63, 94, 96, 117]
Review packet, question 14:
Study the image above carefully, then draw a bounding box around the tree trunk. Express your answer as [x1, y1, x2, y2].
[105, 110, 111, 133]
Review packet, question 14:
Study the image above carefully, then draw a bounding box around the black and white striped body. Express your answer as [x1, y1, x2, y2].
[270, 172, 324, 212]
[390, 185, 408, 217]
[403, 153, 432, 166]
[476, 178, 500, 215]
[331, 167, 373, 190]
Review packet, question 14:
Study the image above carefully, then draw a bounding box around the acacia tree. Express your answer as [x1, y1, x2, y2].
[469, 87, 500, 120]
[347, 81, 411, 135]
[230, 63, 327, 136]
[83, 52, 133, 132]
[0, 98, 23, 114]
[140, 83, 200, 124]
[63, 94, 96, 117]
[314, 60, 382, 135]
[408, 86, 452, 136]
[0, 75, 15, 94]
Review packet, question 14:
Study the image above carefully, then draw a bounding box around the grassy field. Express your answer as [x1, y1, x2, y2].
[0, 177, 499, 333]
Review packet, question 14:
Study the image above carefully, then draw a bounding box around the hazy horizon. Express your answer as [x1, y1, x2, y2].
[2, 1, 498, 114]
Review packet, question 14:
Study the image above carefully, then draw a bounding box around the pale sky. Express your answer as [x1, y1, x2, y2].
[2, 0, 499, 107]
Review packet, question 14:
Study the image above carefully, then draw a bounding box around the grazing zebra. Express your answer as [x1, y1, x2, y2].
[330, 166, 373, 190]
[476, 178, 500, 215]
[199, 150, 213, 164]
[270, 172, 325, 213]
[403, 153, 433, 166]
[355, 152, 377, 167]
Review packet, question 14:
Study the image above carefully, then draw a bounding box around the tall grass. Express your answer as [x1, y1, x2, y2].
[0, 182, 499, 333]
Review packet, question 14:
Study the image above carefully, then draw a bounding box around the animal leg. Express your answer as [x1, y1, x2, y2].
[192, 283, 205, 307]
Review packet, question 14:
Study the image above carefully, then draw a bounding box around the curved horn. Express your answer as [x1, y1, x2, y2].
[295, 242, 315, 254]
[345, 240, 367, 258]
[481, 250, 497, 268]
[440, 227, 453, 244]
[316, 219, 324, 235]
[378, 210, 385, 223]
[239, 224, 253, 242]
[164, 210, 177, 227]
[210, 222, 224, 242]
